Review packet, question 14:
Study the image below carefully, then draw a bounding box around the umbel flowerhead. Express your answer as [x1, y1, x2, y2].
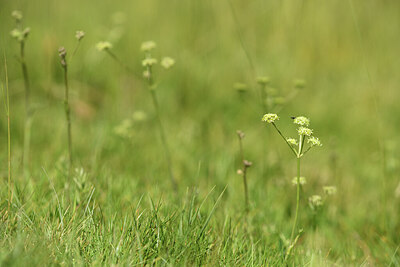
[262, 113, 322, 158]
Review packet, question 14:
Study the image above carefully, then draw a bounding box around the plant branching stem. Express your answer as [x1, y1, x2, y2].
[20, 40, 31, 178]
[271, 123, 298, 157]
[62, 63, 73, 177]
[146, 66, 178, 192]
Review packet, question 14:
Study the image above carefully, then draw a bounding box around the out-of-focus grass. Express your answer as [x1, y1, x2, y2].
[0, 0, 400, 265]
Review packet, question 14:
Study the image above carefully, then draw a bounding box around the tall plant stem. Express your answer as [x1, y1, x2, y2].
[62, 63, 72, 176]
[237, 133, 249, 213]
[3, 57, 13, 209]
[286, 156, 301, 259]
[149, 88, 177, 191]
[242, 165, 249, 213]
[20, 41, 31, 177]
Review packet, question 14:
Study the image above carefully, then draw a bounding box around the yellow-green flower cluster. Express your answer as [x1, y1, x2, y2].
[297, 126, 313, 136]
[257, 76, 270, 85]
[96, 41, 112, 51]
[142, 58, 158, 67]
[309, 195, 323, 208]
[10, 28, 30, 42]
[262, 113, 279, 123]
[307, 136, 322, 147]
[292, 176, 306, 186]
[141, 41, 157, 52]
[12, 10, 23, 22]
[323, 186, 337, 195]
[287, 138, 298, 145]
[161, 57, 175, 69]
[293, 116, 310, 127]
[76, 30, 85, 41]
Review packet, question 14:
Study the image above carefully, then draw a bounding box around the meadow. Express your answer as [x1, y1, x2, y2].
[1, 0, 400, 265]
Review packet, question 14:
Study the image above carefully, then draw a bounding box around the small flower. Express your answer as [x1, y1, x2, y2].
[243, 160, 253, 167]
[96, 41, 112, 51]
[309, 195, 323, 208]
[141, 41, 156, 52]
[10, 28, 29, 42]
[142, 58, 158, 67]
[233, 82, 248, 92]
[287, 138, 298, 146]
[237, 169, 243, 175]
[75, 30, 85, 41]
[10, 29, 22, 40]
[142, 70, 151, 79]
[293, 116, 310, 127]
[11, 10, 23, 22]
[161, 57, 175, 69]
[58, 47, 67, 67]
[307, 136, 322, 147]
[297, 126, 313, 136]
[132, 111, 147, 122]
[294, 79, 306, 89]
[292, 176, 306, 186]
[323, 186, 337, 195]
[256, 76, 270, 85]
[236, 130, 245, 139]
[262, 113, 279, 123]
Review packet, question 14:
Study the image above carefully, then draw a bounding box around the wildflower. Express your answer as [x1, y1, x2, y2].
[287, 138, 298, 146]
[293, 116, 310, 127]
[297, 126, 313, 136]
[262, 113, 279, 123]
[142, 58, 158, 67]
[161, 57, 175, 69]
[309, 195, 323, 208]
[233, 82, 247, 92]
[58, 47, 67, 67]
[323, 186, 337, 195]
[96, 41, 112, 51]
[257, 76, 270, 85]
[294, 79, 306, 89]
[236, 130, 245, 139]
[10, 29, 22, 41]
[11, 10, 23, 22]
[132, 110, 147, 122]
[141, 41, 156, 52]
[307, 136, 322, 147]
[142, 70, 150, 79]
[292, 176, 306, 186]
[243, 160, 253, 167]
[75, 30, 85, 41]
[10, 27, 30, 42]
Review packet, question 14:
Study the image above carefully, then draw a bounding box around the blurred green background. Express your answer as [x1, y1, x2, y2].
[1, 0, 400, 265]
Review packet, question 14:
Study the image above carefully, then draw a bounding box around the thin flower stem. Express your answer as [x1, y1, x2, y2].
[242, 164, 250, 213]
[286, 156, 301, 260]
[20, 40, 31, 178]
[106, 50, 135, 75]
[271, 122, 298, 157]
[63, 64, 73, 173]
[3, 57, 13, 209]
[146, 66, 178, 192]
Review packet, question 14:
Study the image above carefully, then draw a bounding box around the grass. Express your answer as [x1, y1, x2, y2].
[1, 0, 400, 266]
